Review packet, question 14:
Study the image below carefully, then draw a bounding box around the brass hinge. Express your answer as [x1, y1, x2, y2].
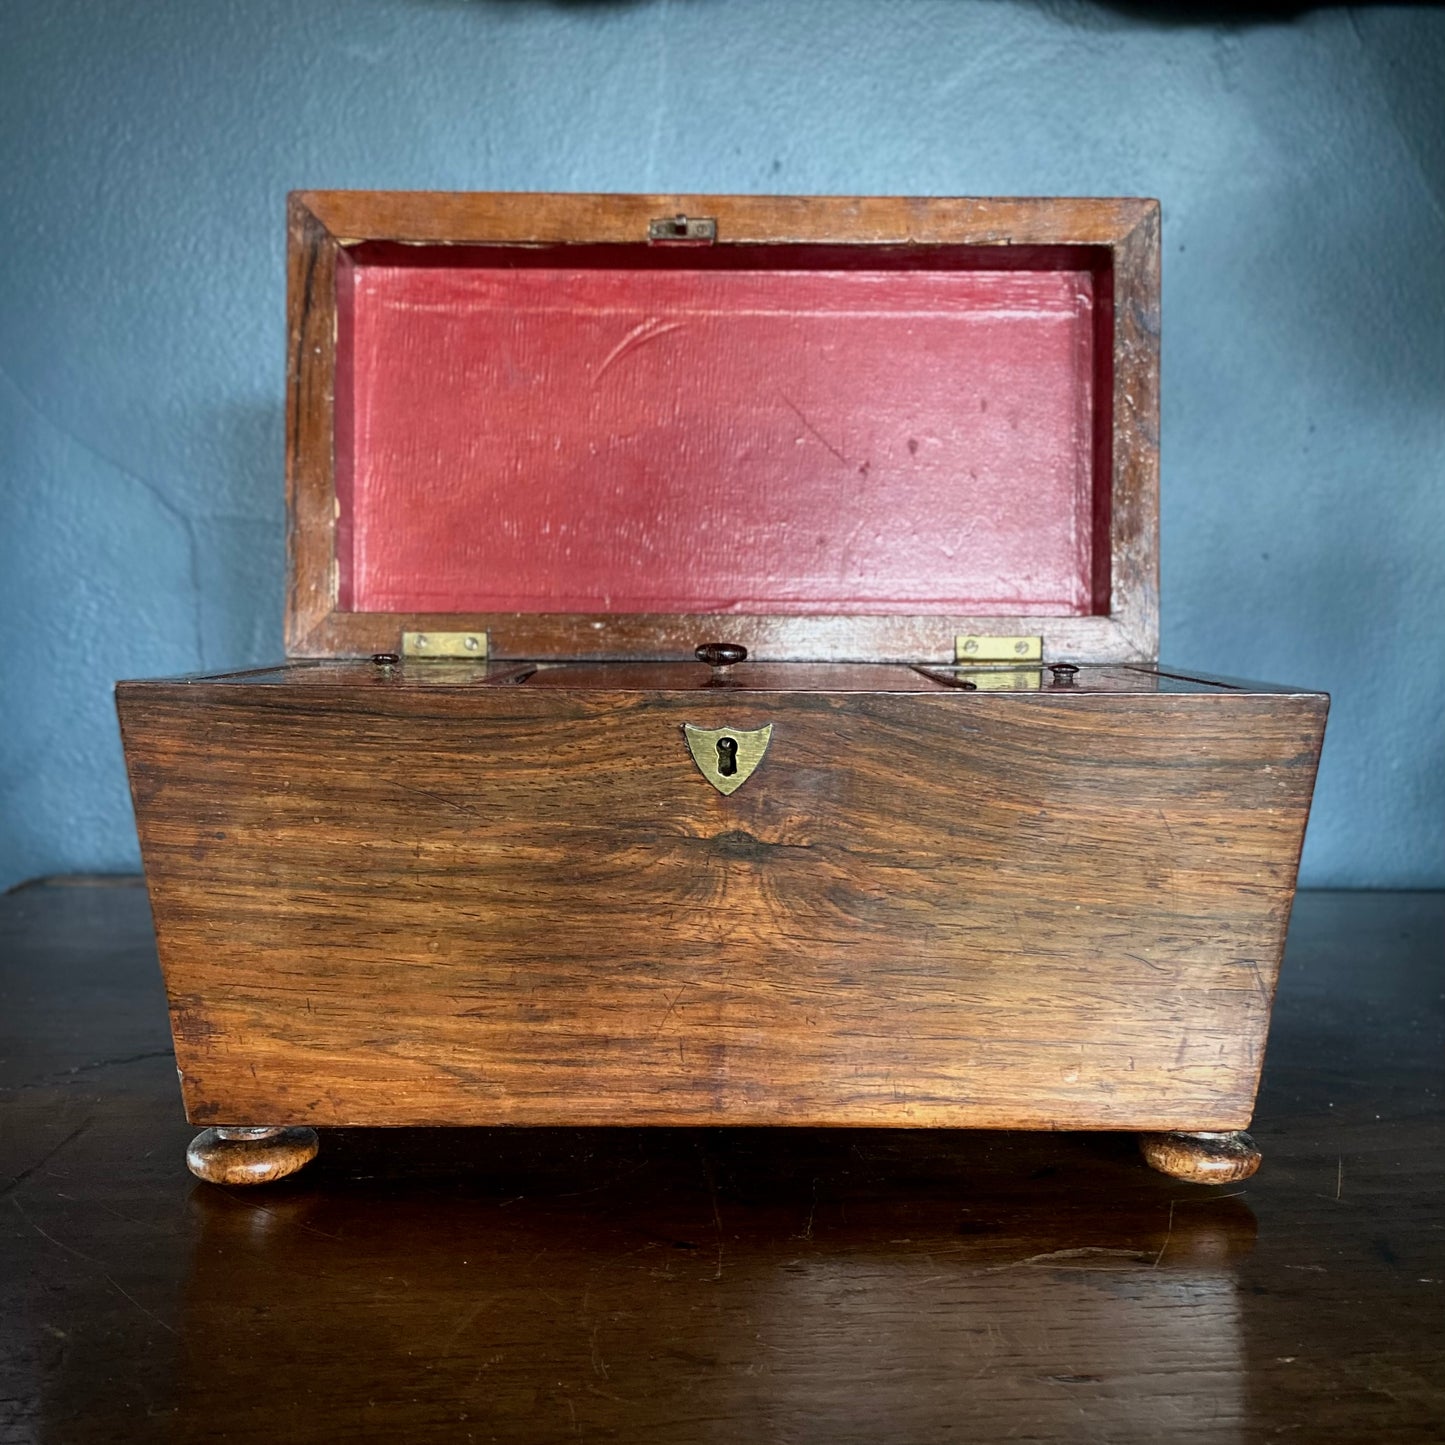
[648, 214, 717, 244]
[954, 635, 1042, 664]
[402, 630, 489, 659]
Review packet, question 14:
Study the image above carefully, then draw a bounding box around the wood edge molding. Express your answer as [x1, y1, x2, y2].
[286, 190, 1161, 248]
[284, 198, 341, 656]
[1107, 198, 1162, 663]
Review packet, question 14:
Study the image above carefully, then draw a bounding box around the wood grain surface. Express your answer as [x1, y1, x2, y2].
[286, 192, 1159, 662]
[184, 1125, 320, 1185]
[3, 884, 1441, 1444]
[1138, 1129, 1263, 1184]
[117, 675, 1325, 1132]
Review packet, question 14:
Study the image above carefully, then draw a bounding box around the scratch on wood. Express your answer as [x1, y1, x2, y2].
[12, 1195, 178, 1336]
[216, 1187, 344, 1241]
[1123, 952, 1169, 974]
[17, 1051, 174, 1093]
[102, 1273, 179, 1337]
[1153, 1199, 1178, 1267]
[590, 1323, 610, 1379]
[439, 1297, 491, 1353]
[1, 1120, 92, 1196]
[696, 1144, 725, 1280]
[1244, 957, 1273, 1010]
[989, 1246, 1151, 1272]
[651, 985, 690, 1036]
[393, 782, 484, 818]
[800, 1177, 819, 1241]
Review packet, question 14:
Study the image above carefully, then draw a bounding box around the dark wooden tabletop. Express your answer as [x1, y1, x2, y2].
[2, 882, 1441, 1443]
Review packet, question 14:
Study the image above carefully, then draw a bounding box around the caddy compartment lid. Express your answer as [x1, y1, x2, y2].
[286, 192, 1158, 663]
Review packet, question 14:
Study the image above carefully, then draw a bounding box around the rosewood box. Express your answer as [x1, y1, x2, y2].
[117, 192, 1327, 1187]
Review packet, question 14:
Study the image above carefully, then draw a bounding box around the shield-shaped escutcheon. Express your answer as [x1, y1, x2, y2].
[681, 723, 773, 795]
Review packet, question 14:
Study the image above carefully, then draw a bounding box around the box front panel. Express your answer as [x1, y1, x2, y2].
[119, 684, 1323, 1130]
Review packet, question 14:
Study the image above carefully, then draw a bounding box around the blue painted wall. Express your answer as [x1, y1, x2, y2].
[2, 1, 1442, 889]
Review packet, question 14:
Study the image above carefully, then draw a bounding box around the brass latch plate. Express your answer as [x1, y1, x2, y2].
[402, 631, 490, 659]
[648, 214, 717, 243]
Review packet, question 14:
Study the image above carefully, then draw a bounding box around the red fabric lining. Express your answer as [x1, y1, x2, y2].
[337, 248, 1111, 617]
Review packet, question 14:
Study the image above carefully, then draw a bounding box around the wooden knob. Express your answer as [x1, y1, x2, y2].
[695, 643, 748, 668]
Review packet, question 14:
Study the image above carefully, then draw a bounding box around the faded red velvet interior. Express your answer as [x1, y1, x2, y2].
[335, 244, 1113, 616]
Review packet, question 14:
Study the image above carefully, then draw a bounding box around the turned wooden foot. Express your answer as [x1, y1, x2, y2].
[186, 1126, 319, 1185]
[1139, 1130, 1261, 1184]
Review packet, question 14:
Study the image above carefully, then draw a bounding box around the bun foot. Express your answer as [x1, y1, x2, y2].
[186, 1126, 319, 1186]
[1139, 1130, 1261, 1184]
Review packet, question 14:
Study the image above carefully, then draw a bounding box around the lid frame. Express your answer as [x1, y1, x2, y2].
[286, 191, 1159, 663]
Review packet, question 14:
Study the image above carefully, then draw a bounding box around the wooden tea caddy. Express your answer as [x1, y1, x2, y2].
[117, 192, 1328, 1188]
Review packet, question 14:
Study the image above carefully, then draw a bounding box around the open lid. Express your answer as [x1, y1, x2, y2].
[286, 192, 1158, 663]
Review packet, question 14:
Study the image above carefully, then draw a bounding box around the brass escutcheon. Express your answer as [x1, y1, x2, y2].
[682, 723, 773, 796]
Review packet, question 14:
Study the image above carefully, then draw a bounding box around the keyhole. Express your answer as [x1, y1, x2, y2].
[716, 736, 739, 777]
